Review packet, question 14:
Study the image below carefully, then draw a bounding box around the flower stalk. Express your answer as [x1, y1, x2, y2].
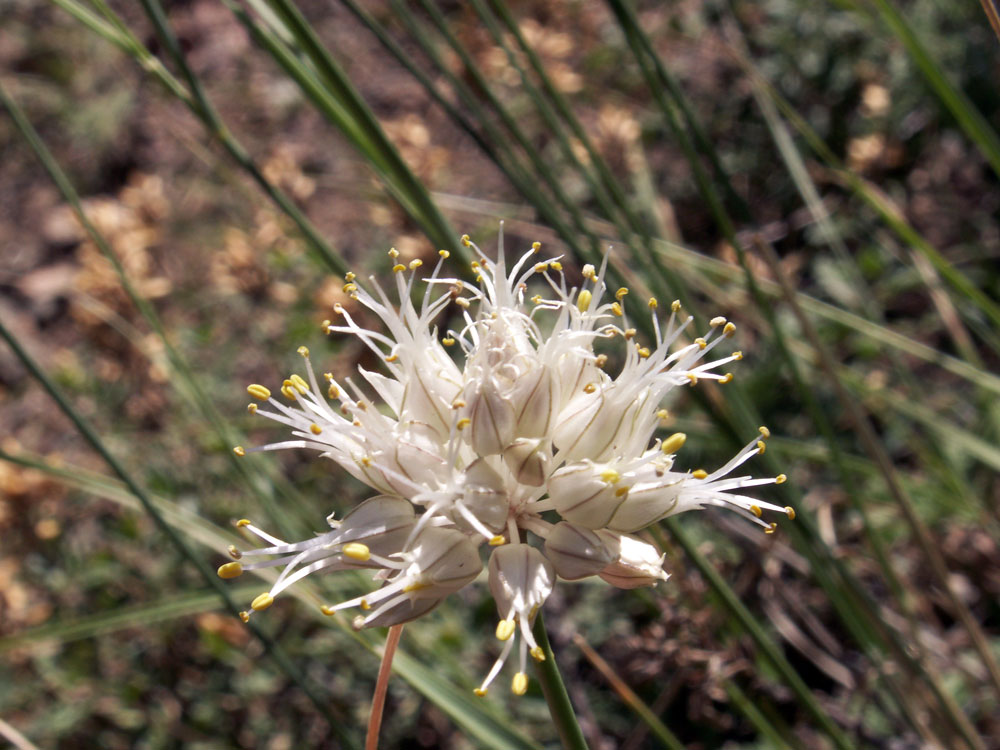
[532, 612, 589, 750]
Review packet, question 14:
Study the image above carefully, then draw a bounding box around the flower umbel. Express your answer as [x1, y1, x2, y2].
[225, 231, 791, 695]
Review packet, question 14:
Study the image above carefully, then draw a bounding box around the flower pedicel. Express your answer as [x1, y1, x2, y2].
[223, 231, 792, 696]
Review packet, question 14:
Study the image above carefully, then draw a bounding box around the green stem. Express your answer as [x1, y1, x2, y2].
[531, 611, 589, 750]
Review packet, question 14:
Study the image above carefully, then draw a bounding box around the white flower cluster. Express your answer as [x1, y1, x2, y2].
[221, 233, 791, 696]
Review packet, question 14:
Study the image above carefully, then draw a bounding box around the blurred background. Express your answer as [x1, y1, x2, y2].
[1, 0, 999, 748]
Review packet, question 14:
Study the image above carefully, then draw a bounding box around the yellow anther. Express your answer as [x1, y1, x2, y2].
[534, 262, 549, 273]
[614, 486, 629, 497]
[233, 446, 246, 457]
[611, 302, 623, 316]
[582, 263, 596, 280]
[360, 600, 371, 611]
[359, 455, 372, 467]
[442, 337, 455, 346]
[692, 469, 708, 480]
[290, 374, 309, 393]
[321, 319, 331, 331]
[403, 581, 430, 593]
[496, 619, 516, 641]
[309, 423, 322, 435]
[342, 282, 358, 293]
[776, 473, 787, 484]
[320, 605, 336, 616]
[251, 593, 274, 611]
[686, 374, 698, 385]
[471, 261, 480, 269]
[530, 646, 545, 662]
[247, 403, 258, 414]
[671, 300, 682, 312]
[511, 672, 528, 696]
[531, 294, 543, 305]
[342, 543, 370, 561]
[385, 353, 399, 363]
[656, 409, 670, 421]
[720, 373, 734, 384]
[595, 354, 608, 368]
[328, 384, 340, 399]
[489, 535, 506, 546]
[600, 469, 621, 484]
[323, 372, 334, 381]
[758, 426, 771, 438]
[785, 506, 796, 520]
[239, 611, 250, 623]
[765, 522, 778, 535]
[345, 271, 356, 282]
[392, 263, 406, 273]
[333, 302, 345, 315]
[749, 505, 762, 518]
[409, 259, 423, 270]
[637, 347, 651, 359]
[710, 316, 727, 328]
[455, 297, 470, 309]
[451, 399, 467, 409]
[217, 562, 243, 579]
[723, 322, 736, 337]
[616, 287, 629, 301]
[695, 337, 707, 349]
[550, 261, 563, 272]
[661, 432, 687, 455]
[456, 418, 471, 430]
[461, 234, 471, 246]
[473, 687, 488, 697]
[228, 545, 242, 559]
[247, 384, 271, 400]
[388, 247, 400, 258]
[576, 289, 592, 312]
[757, 440, 766, 454]
[439, 249, 450, 258]
[583, 383, 597, 394]
[531, 240, 541, 251]
[648, 297, 658, 309]
[732, 351, 743, 360]
[236, 519, 251, 527]
[624, 328, 636, 340]
[281, 384, 297, 401]
[475, 274, 483, 283]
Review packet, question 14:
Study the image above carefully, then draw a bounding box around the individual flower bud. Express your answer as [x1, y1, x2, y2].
[502, 438, 551, 487]
[597, 532, 670, 589]
[465, 380, 516, 456]
[547, 461, 627, 529]
[458, 457, 509, 533]
[352, 595, 444, 630]
[390, 422, 449, 489]
[397, 353, 464, 439]
[553, 385, 645, 462]
[408, 527, 484, 596]
[544, 522, 615, 580]
[509, 365, 559, 438]
[328, 495, 417, 555]
[488, 543, 555, 620]
[604, 472, 684, 533]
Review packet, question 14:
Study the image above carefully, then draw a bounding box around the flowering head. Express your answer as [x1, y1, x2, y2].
[225, 230, 792, 695]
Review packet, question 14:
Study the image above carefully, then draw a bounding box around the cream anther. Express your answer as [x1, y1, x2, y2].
[496, 619, 516, 641]
[342, 543, 371, 561]
[251, 593, 274, 611]
[710, 316, 727, 327]
[661, 432, 687, 455]
[217, 562, 243, 579]
[247, 384, 271, 400]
